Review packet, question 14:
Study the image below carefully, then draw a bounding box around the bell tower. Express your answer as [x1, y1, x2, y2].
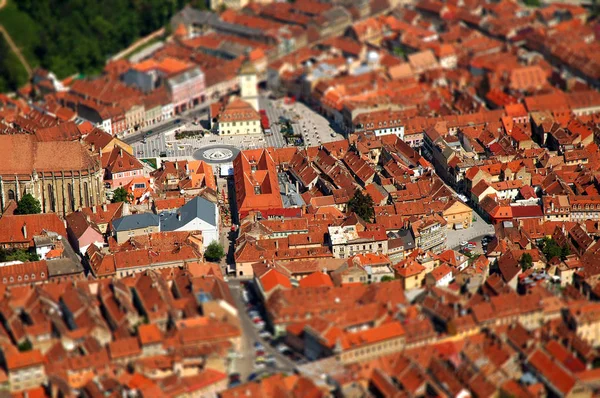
[239, 59, 259, 112]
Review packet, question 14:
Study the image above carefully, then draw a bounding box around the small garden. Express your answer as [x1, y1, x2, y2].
[175, 130, 204, 140]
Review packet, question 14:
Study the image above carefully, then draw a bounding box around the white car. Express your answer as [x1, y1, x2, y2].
[460, 241, 468, 247]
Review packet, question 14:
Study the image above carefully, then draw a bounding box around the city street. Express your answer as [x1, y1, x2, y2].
[228, 281, 296, 381]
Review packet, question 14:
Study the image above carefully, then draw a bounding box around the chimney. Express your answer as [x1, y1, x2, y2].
[551, 200, 555, 212]
[175, 162, 179, 170]
[285, 183, 289, 196]
[92, 206, 97, 214]
[275, 240, 279, 249]
[119, 148, 123, 157]
[91, 143, 95, 152]
[177, 212, 181, 221]
[22, 223, 27, 239]
[102, 203, 108, 212]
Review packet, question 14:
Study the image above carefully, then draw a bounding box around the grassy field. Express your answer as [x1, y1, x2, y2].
[0, 0, 40, 68]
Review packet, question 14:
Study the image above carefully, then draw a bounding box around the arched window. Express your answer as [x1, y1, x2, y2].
[84, 182, 90, 207]
[48, 184, 55, 212]
[67, 183, 74, 212]
[7, 189, 14, 201]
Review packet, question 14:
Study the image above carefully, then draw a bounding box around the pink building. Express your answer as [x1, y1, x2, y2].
[102, 147, 145, 189]
[167, 67, 206, 114]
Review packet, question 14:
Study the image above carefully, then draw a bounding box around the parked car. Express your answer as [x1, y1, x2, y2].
[254, 342, 264, 350]
[259, 331, 272, 340]
[265, 356, 277, 366]
[460, 241, 468, 247]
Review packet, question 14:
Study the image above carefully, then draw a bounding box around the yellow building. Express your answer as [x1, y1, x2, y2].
[393, 257, 426, 290]
[442, 199, 473, 230]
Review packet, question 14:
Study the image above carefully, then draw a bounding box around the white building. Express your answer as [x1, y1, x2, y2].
[160, 196, 219, 244]
[214, 98, 261, 136]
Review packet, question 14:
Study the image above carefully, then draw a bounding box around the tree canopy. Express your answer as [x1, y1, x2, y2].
[15, 194, 41, 214]
[348, 189, 375, 222]
[0, 248, 39, 262]
[520, 253, 533, 271]
[205, 241, 225, 263]
[12, 0, 188, 79]
[111, 187, 130, 203]
[539, 237, 570, 261]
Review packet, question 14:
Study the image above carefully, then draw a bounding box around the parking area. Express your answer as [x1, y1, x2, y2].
[227, 280, 297, 387]
[131, 95, 346, 160]
[446, 213, 495, 250]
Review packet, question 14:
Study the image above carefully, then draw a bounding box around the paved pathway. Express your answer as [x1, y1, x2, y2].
[111, 27, 165, 61]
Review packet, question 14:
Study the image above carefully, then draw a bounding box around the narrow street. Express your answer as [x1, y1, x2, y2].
[228, 280, 297, 380]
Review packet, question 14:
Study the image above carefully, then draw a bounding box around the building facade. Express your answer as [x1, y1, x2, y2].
[0, 136, 104, 216]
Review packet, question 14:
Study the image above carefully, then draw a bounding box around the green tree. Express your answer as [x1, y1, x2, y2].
[112, 187, 130, 203]
[15, 194, 42, 215]
[17, 339, 33, 352]
[380, 275, 395, 282]
[205, 241, 225, 262]
[540, 237, 562, 261]
[348, 189, 375, 222]
[520, 253, 533, 271]
[0, 248, 39, 262]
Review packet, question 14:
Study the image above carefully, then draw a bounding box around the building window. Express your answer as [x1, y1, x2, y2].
[84, 182, 90, 207]
[67, 183, 74, 212]
[7, 189, 15, 201]
[48, 184, 55, 212]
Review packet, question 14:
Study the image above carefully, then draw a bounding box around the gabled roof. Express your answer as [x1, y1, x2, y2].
[0, 214, 67, 246]
[298, 271, 334, 288]
[260, 268, 292, 293]
[160, 196, 217, 231]
[112, 213, 160, 232]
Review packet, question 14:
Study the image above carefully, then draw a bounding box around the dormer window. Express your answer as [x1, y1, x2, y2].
[254, 186, 262, 195]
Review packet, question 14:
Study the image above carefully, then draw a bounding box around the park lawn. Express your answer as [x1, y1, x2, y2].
[0, 0, 40, 67]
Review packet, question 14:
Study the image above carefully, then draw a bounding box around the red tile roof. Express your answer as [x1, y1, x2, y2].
[298, 271, 334, 288]
[260, 268, 292, 293]
[6, 349, 44, 371]
[0, 214, 67, 246]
